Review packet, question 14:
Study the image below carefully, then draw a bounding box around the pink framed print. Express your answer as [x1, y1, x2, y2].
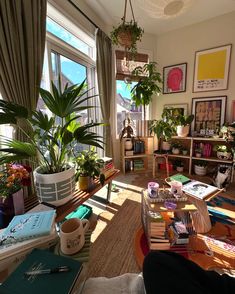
[163, 63, 187, 94]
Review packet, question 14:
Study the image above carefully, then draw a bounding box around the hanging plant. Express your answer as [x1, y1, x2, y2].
[110, 20, 144, 54]
[110, 0, 144, 55]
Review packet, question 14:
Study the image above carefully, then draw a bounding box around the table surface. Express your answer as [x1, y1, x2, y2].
[24, 169, 120, 223]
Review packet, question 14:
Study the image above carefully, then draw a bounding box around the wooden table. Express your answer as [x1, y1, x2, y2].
[24, 169, 120, 223]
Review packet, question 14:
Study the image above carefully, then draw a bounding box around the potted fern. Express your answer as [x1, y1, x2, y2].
[0, 79, 103, 206]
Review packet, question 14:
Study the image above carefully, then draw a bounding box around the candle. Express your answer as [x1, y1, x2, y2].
[148, 182, 159, 198]
[170, 180, 183, 196]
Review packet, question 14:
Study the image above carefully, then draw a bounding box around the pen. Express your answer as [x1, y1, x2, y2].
[24, 266, 70, 276]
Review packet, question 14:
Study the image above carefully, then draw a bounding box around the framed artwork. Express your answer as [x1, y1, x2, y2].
[231, 100, 235, 123]
[193, 44, 232, 92]
[191, 96, 227, 136]
[164, 103, 188, 116]
[163, 63, 187, 94]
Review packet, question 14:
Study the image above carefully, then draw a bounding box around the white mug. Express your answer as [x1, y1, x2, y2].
[170, 180, 183, 197]
[60, 218, 89, 255]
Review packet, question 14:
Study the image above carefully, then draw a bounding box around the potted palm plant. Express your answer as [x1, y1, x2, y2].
[76, 148, 105, 191]
[0, 79, 103, 206]
[131, 62, 162, 120]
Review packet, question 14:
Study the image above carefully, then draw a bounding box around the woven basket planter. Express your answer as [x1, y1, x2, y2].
[117, 31, 132, 48]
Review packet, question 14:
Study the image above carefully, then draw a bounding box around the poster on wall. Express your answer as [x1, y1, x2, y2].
[163, 63, 187, 94]
[193, 44, 232, 92]
[191, 96, 227, 136]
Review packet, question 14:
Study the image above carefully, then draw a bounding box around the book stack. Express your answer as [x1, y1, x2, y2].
[149, 212, 170, 250]
[100, 157, 115, 179]
[133, 159, 145, 171]
[0, 210, 58, 275]
[169, 221, 189, 245]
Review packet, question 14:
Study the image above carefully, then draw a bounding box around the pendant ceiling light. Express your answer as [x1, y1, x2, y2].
[136, 0, 194, 19]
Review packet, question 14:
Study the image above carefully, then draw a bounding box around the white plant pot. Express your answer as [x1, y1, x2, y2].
[217, 151, 232, 160]
[176, 125, 190, 137]
[194, 165, 207, 176]
[34, 166, 75, 207]
[172, 148, 180, 155]
[162, 141, 171, 151]
[182, 150, 188, 155]
[195, 153, 202, 158]
[176, 166, 184, 172]
[125, 139, 133, 151]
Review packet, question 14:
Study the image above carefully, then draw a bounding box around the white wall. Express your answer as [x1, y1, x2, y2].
[153, 11, 235, 122]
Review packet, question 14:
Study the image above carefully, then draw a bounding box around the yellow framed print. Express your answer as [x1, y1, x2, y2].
[193, 44, 232, 92]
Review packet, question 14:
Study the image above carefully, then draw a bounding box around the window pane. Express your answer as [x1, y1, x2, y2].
[116, 80, 143, 137]
[46, 17, 90, 56]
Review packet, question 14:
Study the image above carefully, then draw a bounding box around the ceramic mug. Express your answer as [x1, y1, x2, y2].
[60, 218, 89, 255]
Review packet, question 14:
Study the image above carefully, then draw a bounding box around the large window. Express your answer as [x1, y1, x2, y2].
[115, 50, 149, 138]
[38, 5, 103, 154]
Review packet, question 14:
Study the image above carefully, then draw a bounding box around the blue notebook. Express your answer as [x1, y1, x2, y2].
[1, 210, 56, 244]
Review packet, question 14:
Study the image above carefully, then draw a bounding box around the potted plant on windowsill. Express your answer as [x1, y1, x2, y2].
[75, 148, 105, 191]
[0, 79, 103, 207]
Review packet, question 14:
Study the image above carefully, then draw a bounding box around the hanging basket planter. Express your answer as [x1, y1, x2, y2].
[117, 31, 132, 48]
[110, 0, 144, 55]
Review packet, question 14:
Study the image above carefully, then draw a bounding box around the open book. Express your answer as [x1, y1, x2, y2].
[182, 181, 218, 200]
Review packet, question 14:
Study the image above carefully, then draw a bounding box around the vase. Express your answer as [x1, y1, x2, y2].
[0, 189, 24, 229]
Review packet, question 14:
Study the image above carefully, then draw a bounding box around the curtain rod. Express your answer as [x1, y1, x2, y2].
[68, 0, 100, 30]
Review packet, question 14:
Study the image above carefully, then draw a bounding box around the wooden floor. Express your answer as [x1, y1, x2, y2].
[86, 169, 235, 277]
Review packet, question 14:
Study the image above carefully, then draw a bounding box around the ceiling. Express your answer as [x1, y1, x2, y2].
[85, 0, 235, 35]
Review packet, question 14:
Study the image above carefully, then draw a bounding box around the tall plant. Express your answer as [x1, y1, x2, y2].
[0, 79, 103, 174]
[131, 62, 162, 120]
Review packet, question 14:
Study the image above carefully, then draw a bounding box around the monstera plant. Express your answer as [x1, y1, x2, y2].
[0, 79, 103, 206]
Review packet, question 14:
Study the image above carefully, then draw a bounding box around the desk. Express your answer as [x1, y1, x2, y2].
[24, 169, 120, 223]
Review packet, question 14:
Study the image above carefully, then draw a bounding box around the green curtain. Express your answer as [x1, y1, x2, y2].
[96, 29, 113, 157]
[0, 0, 47, 141]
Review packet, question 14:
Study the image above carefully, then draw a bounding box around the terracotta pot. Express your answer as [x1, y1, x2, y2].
[125, 139, 133, 150]
[172, 148, 180, 155]
[162, 141, 171, 151]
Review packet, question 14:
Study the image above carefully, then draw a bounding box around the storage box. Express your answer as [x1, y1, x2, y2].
[159, 163, 173, 171]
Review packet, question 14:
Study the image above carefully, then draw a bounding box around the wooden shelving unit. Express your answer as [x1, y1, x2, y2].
[121, 137, 154, 174]
[169, 136, 235, 181]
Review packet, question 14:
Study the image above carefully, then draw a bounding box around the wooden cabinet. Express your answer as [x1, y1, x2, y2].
[121, 137, 154, 174]
[168, 136, 234, 181]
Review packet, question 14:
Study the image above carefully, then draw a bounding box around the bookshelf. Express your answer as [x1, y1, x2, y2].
[121, 137, 154, 174]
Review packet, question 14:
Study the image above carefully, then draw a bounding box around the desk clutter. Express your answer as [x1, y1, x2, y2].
[0, 203, 93, 289]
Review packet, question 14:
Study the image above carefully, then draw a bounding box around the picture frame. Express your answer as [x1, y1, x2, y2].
[164, 103, 188, 116]
[163, 63, 187, 94]
[193, 44, 232, 92]
[191, 96, 227, 136]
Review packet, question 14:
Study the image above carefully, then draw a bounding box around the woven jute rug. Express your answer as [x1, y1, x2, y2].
[86, 197, 141, 278]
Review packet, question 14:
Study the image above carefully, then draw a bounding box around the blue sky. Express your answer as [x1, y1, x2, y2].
[116, 80, 136, 99]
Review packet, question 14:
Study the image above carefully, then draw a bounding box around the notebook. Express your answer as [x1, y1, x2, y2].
[0, 210, 56, 244]
[182, 180, 218, 200]
[0, 248, 83, 294]
[169, 174, 191, 185]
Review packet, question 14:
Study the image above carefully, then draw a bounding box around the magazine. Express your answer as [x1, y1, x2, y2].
[182, 181, 218, 200]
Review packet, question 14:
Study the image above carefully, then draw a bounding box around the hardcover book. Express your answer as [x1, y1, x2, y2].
[169, 174, 191, 185]
[182, 181, 218, 200]
[0, 248, 83, 294]
[1, 210, 56, 244]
